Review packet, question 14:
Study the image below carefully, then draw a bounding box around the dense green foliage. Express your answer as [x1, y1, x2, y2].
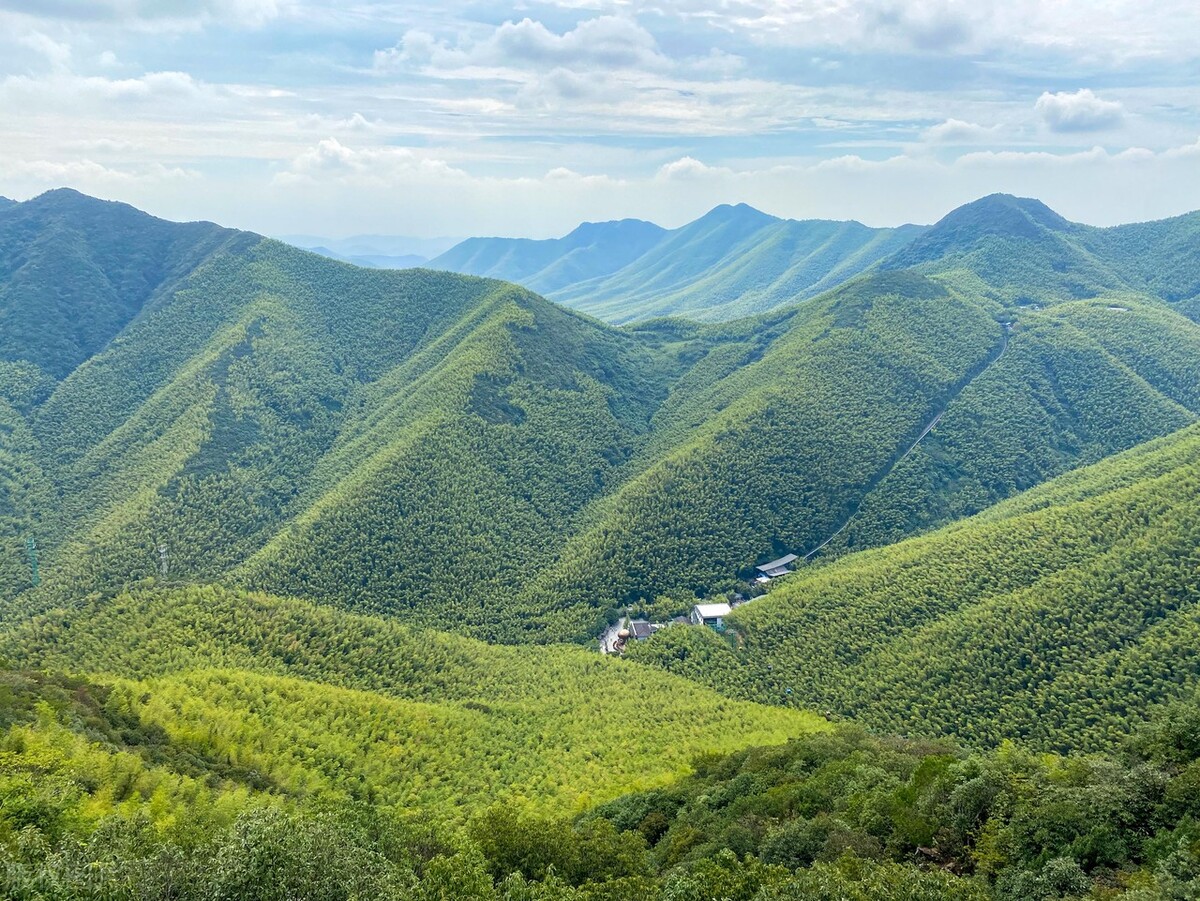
[826, 297, 1200, 553]
[1, 187, 1200, 898]
[630, 423, 1200, 751]
[2, 190, 1199, 646]
[0, 583, 822, 812]
[435, 203, 925, 323]
[3, 669, 1198, 899]
[0, 189, 241, 380]
[579, 709, 1200, 900]
[886, 193, 1200, 314]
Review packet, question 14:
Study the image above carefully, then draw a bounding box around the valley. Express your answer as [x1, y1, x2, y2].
[0, 188, 1198, 899]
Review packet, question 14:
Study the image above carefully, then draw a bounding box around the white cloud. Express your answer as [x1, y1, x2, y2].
[18, 31, 71, 72]
[377, 16, 670, 74]
[1035, 89, 1124, 132]
[626, 0, 1200, 61]
[922, 118, 1001, 143]
[0, 0, 286, 30]
[656, 156, 730, 179]
[273, 138, 469, 186]
[0, 70, 215, 117]
[1, 157, 198, 184]
[867, 2, 973, 51]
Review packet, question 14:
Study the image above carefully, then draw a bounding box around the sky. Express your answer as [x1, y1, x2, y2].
[1, 0, 1198, 239]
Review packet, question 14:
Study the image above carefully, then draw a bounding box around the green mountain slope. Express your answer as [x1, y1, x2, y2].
[884, 193, 1200, 313]
[628, 422, 1200, 752]
[434, 204, 925, 323]
[0, 189, 245, 380]
[2, 190, 1199, 646]
[823, 296, 1200, 555]
[430, 218, 667, 295]
[0, 583, 822, 813]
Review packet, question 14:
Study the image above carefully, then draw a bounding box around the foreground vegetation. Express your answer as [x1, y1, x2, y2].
[2, 666, 1197, 899]
[0, 584, 823, 812]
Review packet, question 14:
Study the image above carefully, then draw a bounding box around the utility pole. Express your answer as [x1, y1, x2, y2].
[158, 544, 168, 579]
[25, 537, 39, 588]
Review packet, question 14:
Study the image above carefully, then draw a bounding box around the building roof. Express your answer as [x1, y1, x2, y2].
[693, 602, 732, 618]
[630, 620, 655, 639]
[756, 554, 798, 573]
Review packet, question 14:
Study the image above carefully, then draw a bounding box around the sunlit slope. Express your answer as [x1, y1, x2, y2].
[433, 203, 925, 323]
[825, 297, 1200, 555]
[886, 193, 1200, 312]
[4, 190, 1200, 648]
[0, 584, 824, 811]
[556, 209, 924, 322]
[2, 192, 682, 636]
[628, 423, 1200, 752]
[514, 272, 1002, 625]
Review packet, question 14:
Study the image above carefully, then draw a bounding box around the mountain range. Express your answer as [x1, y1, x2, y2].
[429, 193, 1200, 324]
[2, 188, 1199, 648]
[1, 186, 1200, 898]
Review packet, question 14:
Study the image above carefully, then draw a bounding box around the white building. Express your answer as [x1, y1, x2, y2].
[690, 602, 732, 628]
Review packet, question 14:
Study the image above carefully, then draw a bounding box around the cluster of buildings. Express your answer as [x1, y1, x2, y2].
[606, 552, 800, 653]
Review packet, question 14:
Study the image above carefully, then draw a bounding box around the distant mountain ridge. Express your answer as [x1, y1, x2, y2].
[278, 232, 463, 269]
[431, 203, 925, 322]
[433, 218, 667, 296]
[431, 193, 1200, 324]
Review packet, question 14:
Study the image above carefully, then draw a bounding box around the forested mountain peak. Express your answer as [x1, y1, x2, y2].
[954, 192, 1071, 231]
[560, 217, 666, 245]
[883, 192, 1073, 270]
[0, 187, 245, 380]
[691, 201, 781, 227]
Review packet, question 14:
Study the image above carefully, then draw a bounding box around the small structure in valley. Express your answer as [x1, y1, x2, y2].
[629, 620, 657, 641]
[755, 553, 798, 583]
[690, 602, 732, 629]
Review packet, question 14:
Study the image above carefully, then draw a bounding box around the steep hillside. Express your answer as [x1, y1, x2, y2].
[433, 204, 924, 323]
[884, 193, 1200, 313]
[0, 190, 1190, 647]
[1078, 209, 1200, 304]
[0, 189, 245, 380]
[628, 422, 1200, 752]
[0, 193, 682, 637]
[0, 583, 822, 813]
[824, 296, 1200, 555]
[2, 191, 1199, 648]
